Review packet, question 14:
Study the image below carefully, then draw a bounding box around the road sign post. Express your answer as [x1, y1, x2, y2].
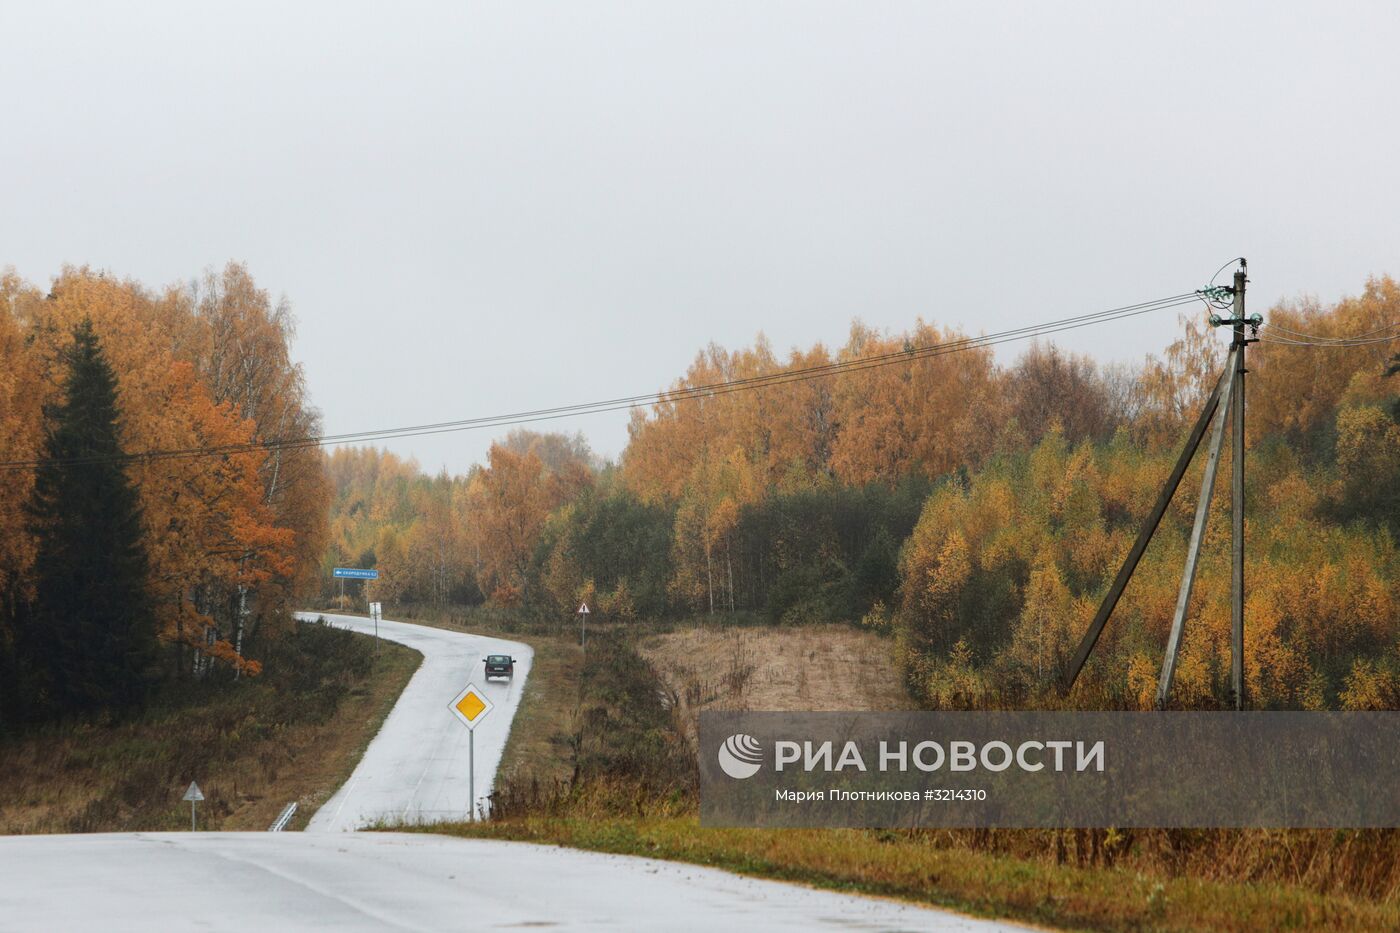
[577, 602, 590, 653]
[333, 568, 379, 612]
[448, 683, 494, 820]
[183, 781, 204, 831]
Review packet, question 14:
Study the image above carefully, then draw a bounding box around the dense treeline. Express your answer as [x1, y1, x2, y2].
[329, 278, 1399, 710]
[13, 261, 1390, 721]
[321, 430, 595, 608]
[0, 265, 329, 727]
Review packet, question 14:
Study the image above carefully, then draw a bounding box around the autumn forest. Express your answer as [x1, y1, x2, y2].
[2, 264, 1398, 730]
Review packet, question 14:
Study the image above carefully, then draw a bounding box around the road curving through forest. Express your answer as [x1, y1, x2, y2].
[294, 611, 532, 832]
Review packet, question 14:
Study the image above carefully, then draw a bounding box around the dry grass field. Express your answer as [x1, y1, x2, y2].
[434, 816, 1400, 933]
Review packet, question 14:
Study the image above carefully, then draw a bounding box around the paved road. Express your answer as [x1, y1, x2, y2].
[294, 611, 532, 831]
[0, 832, 1027, 931]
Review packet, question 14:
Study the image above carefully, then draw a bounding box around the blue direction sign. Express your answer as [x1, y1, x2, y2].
[333, 567, 379, 580]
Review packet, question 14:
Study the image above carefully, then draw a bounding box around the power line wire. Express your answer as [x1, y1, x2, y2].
[1261, 320, 1400, 343]
[0, 294, 1202, 472]
[1208, 257, 1246, 289]
[1256, 332, 1400, 348]
[0, 291, 1201, 473]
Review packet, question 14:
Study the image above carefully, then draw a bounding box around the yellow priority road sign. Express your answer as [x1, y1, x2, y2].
[449, 682, 494, 730]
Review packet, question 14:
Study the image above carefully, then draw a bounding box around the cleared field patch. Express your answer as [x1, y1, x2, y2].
[640, 622, 910, 741]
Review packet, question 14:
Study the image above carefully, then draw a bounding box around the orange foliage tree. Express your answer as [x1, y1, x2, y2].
[1, 264, 327, 677]
[0, 274, 44, 604]
[467, 435, 594, 603]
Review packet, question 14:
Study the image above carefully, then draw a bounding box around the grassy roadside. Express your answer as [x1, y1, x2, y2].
[274, 624, 421, 831]
[0, 617, 420, 833]
[494, 631, 582, 786]
[424, 816, 1399, 932]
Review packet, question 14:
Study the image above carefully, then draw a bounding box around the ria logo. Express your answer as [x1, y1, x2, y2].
[717, 733, 764, 779]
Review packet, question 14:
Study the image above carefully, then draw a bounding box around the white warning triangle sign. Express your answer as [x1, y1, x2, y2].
[577, 602, 590, 614]
[182, 781, 204, 802]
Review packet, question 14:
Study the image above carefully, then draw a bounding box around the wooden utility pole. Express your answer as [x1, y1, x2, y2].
[1059, 363, 1232, 694]
[1157, 346, 1236, 707]
[1230, 264, 1248, 710]
[1061, 259, 1260, 708]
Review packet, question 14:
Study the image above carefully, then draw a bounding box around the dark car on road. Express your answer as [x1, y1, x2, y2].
[484, 654, 515, 681]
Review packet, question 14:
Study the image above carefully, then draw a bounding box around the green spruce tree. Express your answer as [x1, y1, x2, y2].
[23, 319, 153, 719]
[0, 597, 21, 732]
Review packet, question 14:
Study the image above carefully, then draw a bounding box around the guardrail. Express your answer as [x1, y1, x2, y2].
[269, 801, 298, 832]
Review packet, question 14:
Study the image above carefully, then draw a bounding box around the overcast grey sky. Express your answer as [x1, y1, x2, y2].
[3, 2, 1398, 473]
